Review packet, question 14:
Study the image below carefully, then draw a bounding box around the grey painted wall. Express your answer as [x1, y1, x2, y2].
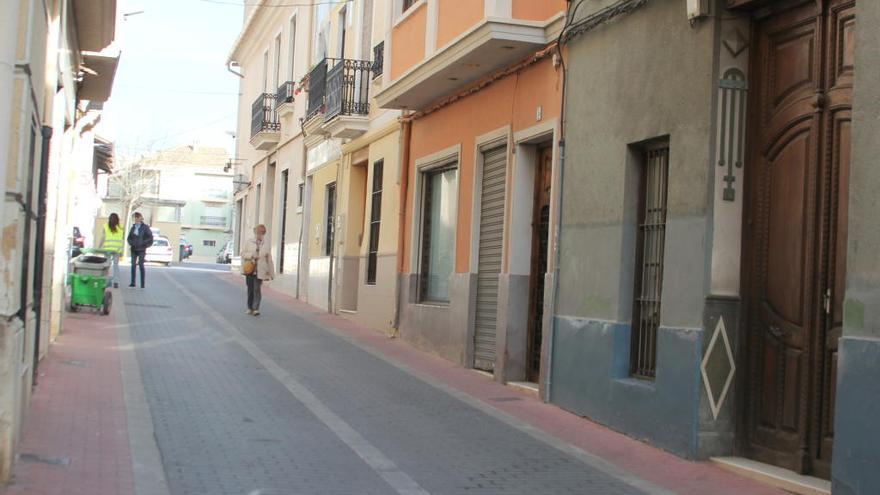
[399, 273, 475, 366]
[556, 0, 715, 326]
[550, 0, 719, 458]
[834, 0, 880, 492]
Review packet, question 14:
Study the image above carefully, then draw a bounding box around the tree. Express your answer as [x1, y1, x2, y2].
[104, 155, 156, 250]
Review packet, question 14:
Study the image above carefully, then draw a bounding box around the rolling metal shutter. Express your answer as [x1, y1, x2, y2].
[473, 146, 507, 372]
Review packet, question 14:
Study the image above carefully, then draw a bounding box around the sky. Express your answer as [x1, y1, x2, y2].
[101, 0, 245, 160]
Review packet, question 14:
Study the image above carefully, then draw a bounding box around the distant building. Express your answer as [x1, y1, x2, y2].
[102, 145, 233, 261]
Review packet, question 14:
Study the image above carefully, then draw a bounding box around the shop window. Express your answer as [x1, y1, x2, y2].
[419, 166, 457, 302]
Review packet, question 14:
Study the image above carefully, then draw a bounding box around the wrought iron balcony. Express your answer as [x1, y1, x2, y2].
[250, 93, 281, 150]
[305, 58, 373, 124]
[275, 81, 295, 110]
[250, 93, 280, 138]
[372, 42, 384, 79]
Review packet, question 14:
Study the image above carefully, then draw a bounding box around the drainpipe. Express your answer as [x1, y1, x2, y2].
[227, 61, 244, 78]
[545, 23, 572, 402]
[391, 116, 412, 333]
[31, 125, 52, 383]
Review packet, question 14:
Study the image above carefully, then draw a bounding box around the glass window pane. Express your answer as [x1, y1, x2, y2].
[424, 168, 456, 301]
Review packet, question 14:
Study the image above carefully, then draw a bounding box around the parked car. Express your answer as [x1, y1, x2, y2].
[145, 236, 173, 265]
[216, 240, 232, 264]
[179, 237, 193, 260]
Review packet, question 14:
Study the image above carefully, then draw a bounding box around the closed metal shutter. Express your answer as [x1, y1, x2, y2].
[473, 146, 507, 372]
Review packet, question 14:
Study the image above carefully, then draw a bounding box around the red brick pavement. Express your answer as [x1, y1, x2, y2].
[0, 310, 134, 495]
[251, 274, 787, 495]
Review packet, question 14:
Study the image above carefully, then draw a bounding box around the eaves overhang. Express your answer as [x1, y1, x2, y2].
[73, 0, 117, 52]
[79, 51, 120, 102]
[227, 5, 270, 64]
[376, 15, 563, 111]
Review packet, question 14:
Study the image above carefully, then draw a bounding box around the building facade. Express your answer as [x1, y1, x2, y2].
[549, 0, 877, 492]
[0, 0, 118, 483]
[230, 0, 402, 334]
[377, 0, 566, 382]
[101, 145, 233, 261]
[301, 0, 402, 332]
[229, 1, 312, 298]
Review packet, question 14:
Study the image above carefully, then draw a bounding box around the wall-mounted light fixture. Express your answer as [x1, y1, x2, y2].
[687, 0, 709, 21]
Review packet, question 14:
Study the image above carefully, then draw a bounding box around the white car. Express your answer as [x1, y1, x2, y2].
[145, 236, 173, 265]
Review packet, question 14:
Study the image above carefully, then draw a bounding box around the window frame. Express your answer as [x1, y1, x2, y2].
[324, 182, 337, 257]
[365, 160, 384, 285]
[629, 141, 670, 380]
[288, 14, 297, 81]
[415, 162, 459, 303]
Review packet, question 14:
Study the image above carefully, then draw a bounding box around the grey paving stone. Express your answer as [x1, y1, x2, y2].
[124, 269, 648, 495]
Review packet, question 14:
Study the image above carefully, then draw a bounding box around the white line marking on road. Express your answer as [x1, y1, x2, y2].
[163, 272, 431, 495]
[208, 273, 671, 495]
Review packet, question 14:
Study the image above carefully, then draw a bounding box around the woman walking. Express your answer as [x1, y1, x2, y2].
[240, 224, 274, 316]
[96, 213, 124, 288]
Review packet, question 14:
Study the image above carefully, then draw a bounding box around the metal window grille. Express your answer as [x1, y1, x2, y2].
[279, 169, 289, 272]
[372, 42, 384, 78]
[325, 183, 336, 257]
[630, 146, 669, 379]
[366, 160, 383, 285]
[200, 216, 227, 227]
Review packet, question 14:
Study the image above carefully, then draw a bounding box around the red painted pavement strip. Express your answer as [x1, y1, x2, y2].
[1, 309, 134, 495]
[228, 273, 785, 495]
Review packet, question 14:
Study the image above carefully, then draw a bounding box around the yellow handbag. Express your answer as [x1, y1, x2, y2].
[242, 259, 256, 276]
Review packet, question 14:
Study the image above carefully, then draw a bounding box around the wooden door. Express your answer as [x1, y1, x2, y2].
[527, 146, 553, 382]
[742, 0, 854, 477]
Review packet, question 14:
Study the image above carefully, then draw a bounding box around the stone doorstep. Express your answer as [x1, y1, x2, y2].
[506, 381, 539, 399]
[711, 457, 831, 495]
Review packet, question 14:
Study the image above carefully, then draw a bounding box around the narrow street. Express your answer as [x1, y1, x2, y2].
[1, 265, 785, 495]
[128, 267, 652, 495]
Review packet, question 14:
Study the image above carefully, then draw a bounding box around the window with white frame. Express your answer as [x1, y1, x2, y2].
[274, 34, 282, 91]
[419, 164, 457, 302]
[288, 15, 297, 80]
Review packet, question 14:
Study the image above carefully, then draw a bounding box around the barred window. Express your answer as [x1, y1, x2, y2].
[630, 145, 669, 379]
[366, 160, 384, 285]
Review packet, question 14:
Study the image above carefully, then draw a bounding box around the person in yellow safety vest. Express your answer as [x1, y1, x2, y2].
[96, 213, 124, 288]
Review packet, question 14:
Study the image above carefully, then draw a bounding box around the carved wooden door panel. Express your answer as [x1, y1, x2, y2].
[812, 0, 854, 479]
[743, 0, 854, 477]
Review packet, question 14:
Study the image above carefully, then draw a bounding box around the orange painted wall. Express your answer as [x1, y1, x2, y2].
[402, 57, 563, 273]
[512, 0, 566, 21]
[391, 3, 427, 80]
[436, 0, 484, 49]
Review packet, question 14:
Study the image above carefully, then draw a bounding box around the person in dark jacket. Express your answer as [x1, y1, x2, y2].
[127, 212, 153, 288]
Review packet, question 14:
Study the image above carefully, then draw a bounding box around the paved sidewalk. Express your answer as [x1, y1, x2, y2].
[0, 310, 134, 495]
[245, 273, 786, 495]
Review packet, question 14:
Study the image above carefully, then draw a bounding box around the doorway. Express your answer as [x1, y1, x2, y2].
[526, 145, 552, 382]
[741, 0, 853, 478]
